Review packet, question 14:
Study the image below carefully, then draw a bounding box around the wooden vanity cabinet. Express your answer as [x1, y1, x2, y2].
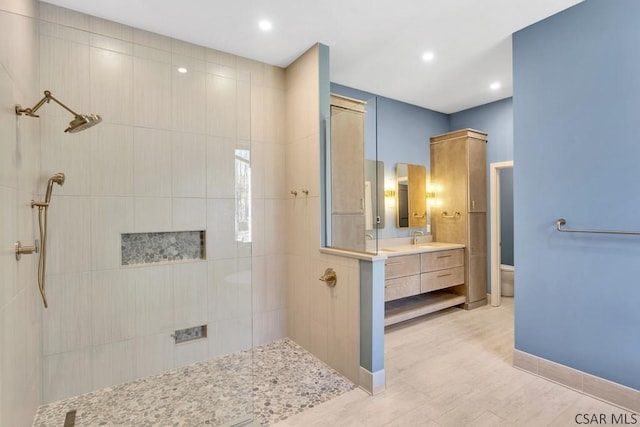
[384, 248, 466, 325]
[420, 249, 464, 293]
[384, 254, 420, 302]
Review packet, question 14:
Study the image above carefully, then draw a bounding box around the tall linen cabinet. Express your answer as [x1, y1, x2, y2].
[430, 129, 488, 309]
[330, 94, 366, 251]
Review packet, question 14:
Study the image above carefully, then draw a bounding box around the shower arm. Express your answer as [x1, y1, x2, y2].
[15, 90, 80, 118]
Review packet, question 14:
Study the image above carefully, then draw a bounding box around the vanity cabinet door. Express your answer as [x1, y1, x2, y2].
[431, 139, 467, 220]
[467, 138, 487, 212]
[421, 249, 464, 272]
[420, 249, 465, 294]
[385, 275, 421, 302]
[421, 266, 465, 293]
[331, 105, 364, 215]
[384, 254, 420, 280]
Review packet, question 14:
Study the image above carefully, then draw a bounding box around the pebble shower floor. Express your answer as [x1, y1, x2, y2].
[33, 338, 356, 426]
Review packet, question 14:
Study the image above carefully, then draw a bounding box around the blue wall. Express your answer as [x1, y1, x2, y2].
[331, 83, 449, 239]
[514, 0, 640, 389]
[450, 98, 515, 273]
[449, 98, 514, 164]
[332, 84, 515, 275]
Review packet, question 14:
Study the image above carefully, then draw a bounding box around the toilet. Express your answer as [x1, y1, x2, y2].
[500, 264, 514, 296]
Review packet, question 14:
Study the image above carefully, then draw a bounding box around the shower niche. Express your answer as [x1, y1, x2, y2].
[173, 325, 208, 344]
[121, 230, 206, 265]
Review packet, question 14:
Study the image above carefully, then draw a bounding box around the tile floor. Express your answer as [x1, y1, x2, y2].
[279, 298, 636, 426]
[32, 339, 355, 426]
[32, 299, 637, 426]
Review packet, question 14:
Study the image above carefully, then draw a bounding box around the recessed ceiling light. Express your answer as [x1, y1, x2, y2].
[258, 20, 272, 31]
[422, 51, 435, 62]
[490, 82, 501, 90]
[177, 67, 188, 74]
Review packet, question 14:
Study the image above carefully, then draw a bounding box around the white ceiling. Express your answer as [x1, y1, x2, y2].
[41, 0, 581, 113]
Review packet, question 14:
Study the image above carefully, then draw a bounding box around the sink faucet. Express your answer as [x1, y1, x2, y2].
[412, 230, 424, 245]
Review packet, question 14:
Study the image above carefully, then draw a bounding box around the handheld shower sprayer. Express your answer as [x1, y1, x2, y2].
[30, 172, 66, 308]
[45, 173, 65, 204]
[14, 91, 100, 307]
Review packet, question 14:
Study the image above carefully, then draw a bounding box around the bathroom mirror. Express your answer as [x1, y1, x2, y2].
[365, 159, 385, 229]
[396, 163, 427, 228]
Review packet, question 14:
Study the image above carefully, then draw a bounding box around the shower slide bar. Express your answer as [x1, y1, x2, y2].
[556, 218, 640, 236]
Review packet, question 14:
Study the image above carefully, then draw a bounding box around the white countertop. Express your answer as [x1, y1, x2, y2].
[378, 241, 465, 256]
[319, 241, 464, 261]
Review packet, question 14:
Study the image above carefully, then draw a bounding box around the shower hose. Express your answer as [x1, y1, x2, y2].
[34, 203, 49, 308]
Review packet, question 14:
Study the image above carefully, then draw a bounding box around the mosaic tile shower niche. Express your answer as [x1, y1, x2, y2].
[121, 231, 205, 265]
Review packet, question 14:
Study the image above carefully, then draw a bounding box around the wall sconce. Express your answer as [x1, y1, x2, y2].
[384, 176, 396, 199]
[427, 184, 442, 207]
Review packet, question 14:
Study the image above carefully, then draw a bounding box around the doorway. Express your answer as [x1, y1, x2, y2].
[490, 161, 514, 306]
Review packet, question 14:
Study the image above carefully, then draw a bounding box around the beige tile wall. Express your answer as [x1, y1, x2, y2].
[1, 2, 357, 416]
[35, 3, 287, 403]
[284, 45, 360, 384]
[0, 3, 42, 426]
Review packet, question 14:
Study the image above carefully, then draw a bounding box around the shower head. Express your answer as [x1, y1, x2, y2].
[65, 114, 102, 133]
[50, 173, 65, 186]
[16, 90, 102, 133]
[44, 173, 65, 204]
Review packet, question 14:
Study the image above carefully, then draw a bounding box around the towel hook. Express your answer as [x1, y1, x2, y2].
[318, 268, 337, 287]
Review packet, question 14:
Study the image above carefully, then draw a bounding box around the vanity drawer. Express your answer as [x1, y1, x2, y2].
[421, 266, 464, 293]
[385, 254, 421, 279]
[385, 275, 421, 302]
[421, 249, 464, 272]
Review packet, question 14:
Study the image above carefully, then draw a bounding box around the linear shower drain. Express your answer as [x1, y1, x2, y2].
[64, 409, 76, 427]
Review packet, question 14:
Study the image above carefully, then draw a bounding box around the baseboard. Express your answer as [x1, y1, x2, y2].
[464, 298, 488, 310]
[358, 367, 386, 395]
[514, 349, 640, 413]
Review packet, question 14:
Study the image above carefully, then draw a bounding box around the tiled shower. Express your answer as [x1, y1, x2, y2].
[1, 1, 288, 424]
[1, 2, 362, 426]
[36, 1, 290, 402]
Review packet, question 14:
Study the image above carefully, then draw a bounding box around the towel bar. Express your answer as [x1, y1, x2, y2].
[556, 218, 640, 236]
[441, 211, 461, 219]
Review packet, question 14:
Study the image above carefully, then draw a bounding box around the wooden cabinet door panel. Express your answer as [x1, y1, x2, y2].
[385, 275, 421, 302]
[421, 266, 465, 293]
[331, 105, 364, 214]
[421, 249, 464, 272]
[467, 138, 487, 212]
[385, 254, 421, 279]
